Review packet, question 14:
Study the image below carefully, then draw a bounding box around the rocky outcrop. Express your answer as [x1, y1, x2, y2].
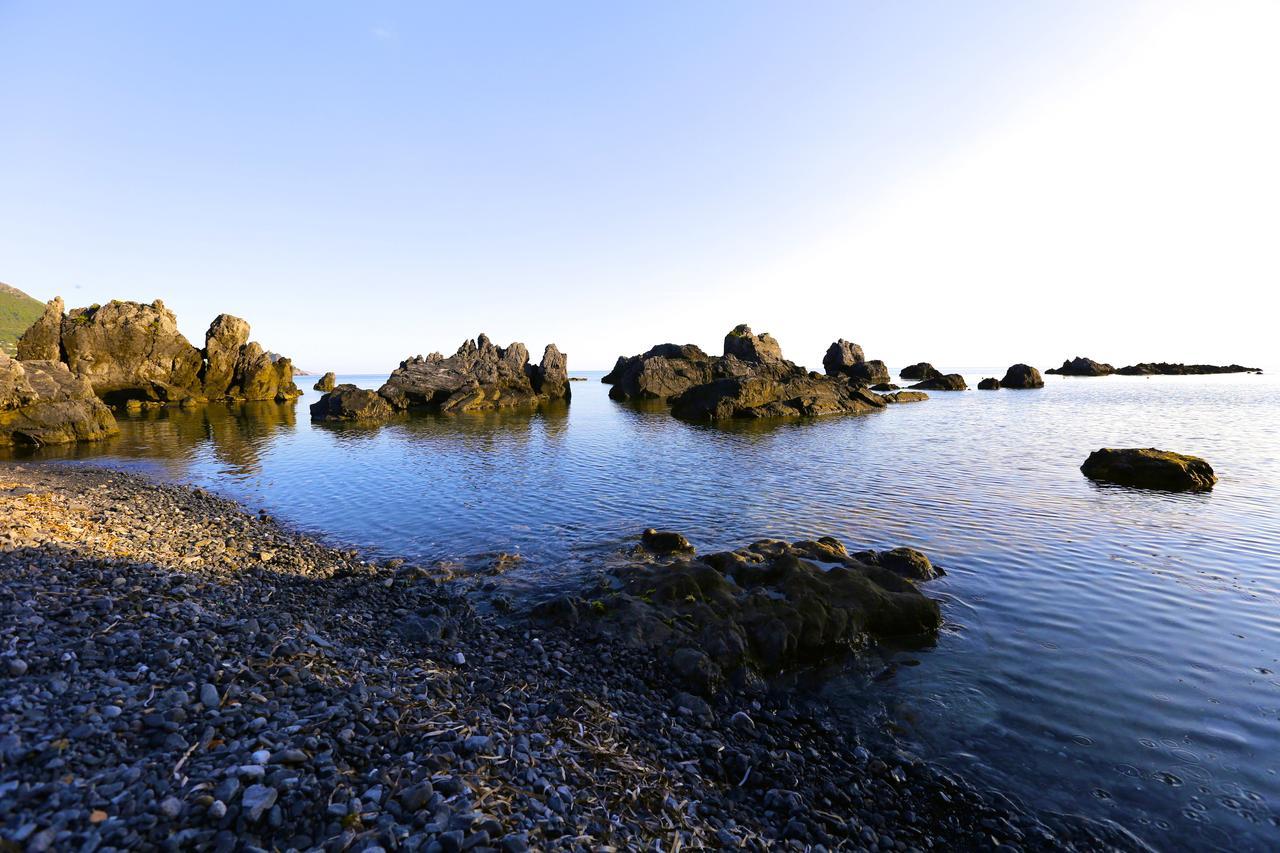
[821, 340, 889, 386]
[313, 372, 337, 392]
[871, 382, 899, 391]
[1046, 356, 1114, 377]
[1081, 448, 1217, 492]
[1000, 364, 1044, 389]
[1, 351, 118, 447]
[977, 377, 1000, 390]
[1116, 362, 1262, 376]
[602, 344, 717, 401]
[14, 297, 63, 362]
[672, 374, 886, 420]
[311, 335, 570, 422]
[910, 373, 967, 391]
[376, 335, 570, 414]
[532, 535, 941, 693]
[309, 384, 395, 422]
[899, 362, 942, 381]
[15, 299, 301, 405]
[723, 324, 784, 364]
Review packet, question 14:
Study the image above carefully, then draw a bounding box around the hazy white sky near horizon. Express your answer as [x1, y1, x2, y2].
[2, 1, 1277, 372]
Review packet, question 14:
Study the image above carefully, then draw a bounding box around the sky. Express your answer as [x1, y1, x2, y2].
[1, 1, 1276, 372]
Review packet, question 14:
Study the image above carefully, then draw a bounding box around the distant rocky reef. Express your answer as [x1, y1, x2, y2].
[1046, 356, 1115, 377]
[17, 298, 301, 407]
[311, 334, 569, 422]
[603, 325, 907, 421]
[1115, 362, 1262, 376]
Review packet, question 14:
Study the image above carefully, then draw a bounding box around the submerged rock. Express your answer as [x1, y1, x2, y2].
[1001, 364, 1044, 389]
[309, 384, 394, 422]
[313, 372, 337, 392]
[1081, 448, 1217, 492]
[910, 373, 967, 391]
[1046, 356, 1114, 377]
[642, 529, 695, 554]
[899, 362, 942, 381]
[1116, 362, 1262, 376]
[977, 377, 1000, 390]
[0, 352, 118, 447]
[533, 535, 941, 691]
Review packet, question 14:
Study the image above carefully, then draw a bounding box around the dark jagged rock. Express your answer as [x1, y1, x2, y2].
[309, 384, 395, 422]
[910, 373, 967, 391]
[899, 362, 942, 381]
[1081, 448, 1217, 492]
[881, 390, 928, 404]
[822, 339, 865, 375]
[841, 359, 891, 385]
[0, 352, 118, 447]
[1001, 364, 1044, 389]
[15, 299, 301, 405]
[977, 377, 1001, 390]
[534, 536, 941, 690]
[375, 334, 570, 414]
[871, 382, 899, 391]
[1116, 362, 1262, 376]
[1046, 356, 1114, 377]
[603, 344, 716, 401]
[313, 372, 337, 392]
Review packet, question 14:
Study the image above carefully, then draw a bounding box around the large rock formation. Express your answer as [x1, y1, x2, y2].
[910, 373, 967, 391]
[1046, 356, 1114, 377]
[532, 535, 942, 694]
[0, 351, 118, 447]
[977, 377, 1000, 390]
[1081, 448, 1217, 492]
[1116, 362, 1262, 376]
[15, 299, 301, 405]
[311, 335, 570, 421]
[606, 327, 902, 421]
[1000, 363, 1044, 389]
[313, 372, 337, 392]
[602, 344, 717, 401]
[899, 362, 943, 381]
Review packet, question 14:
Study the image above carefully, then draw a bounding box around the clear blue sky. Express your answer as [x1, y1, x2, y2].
[2, 2, 1276, 371]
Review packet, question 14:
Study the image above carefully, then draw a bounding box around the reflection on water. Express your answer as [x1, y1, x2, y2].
[4, 369, 1280, 850]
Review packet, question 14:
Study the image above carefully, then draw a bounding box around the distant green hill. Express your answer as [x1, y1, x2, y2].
[0, 282, 46, 356]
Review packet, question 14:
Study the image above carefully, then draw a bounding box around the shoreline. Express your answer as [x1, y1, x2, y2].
[1, 463, 1149, 851]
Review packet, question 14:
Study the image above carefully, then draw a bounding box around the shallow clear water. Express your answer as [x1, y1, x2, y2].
[6, 369, 1279, 850]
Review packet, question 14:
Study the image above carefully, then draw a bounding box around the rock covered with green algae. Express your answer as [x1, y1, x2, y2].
[1081, 447, 1217, 492]
[533, 534, 942, 695]
[0, 351, 118, 447]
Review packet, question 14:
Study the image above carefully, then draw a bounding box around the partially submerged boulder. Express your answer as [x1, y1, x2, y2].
[977, 377, 1000, 390]
[899, 362, 942, 381]
[313, 372, 337, 392]
[671, 374, 886, 420]
[880, 390, 928, 404]
[1046, 356, 1114, 377]
[309, 384, 395, 422]
[1001, 363, 1044, 389]
[910, 373, 967, 391]
[0, 352, 118, 447]
[16, 299, 301, 405]
[1081, 448, 1216, 492]
[532, 535, 942, 693]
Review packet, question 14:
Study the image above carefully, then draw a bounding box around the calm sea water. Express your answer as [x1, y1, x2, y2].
[6, 369, 1279, 850]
